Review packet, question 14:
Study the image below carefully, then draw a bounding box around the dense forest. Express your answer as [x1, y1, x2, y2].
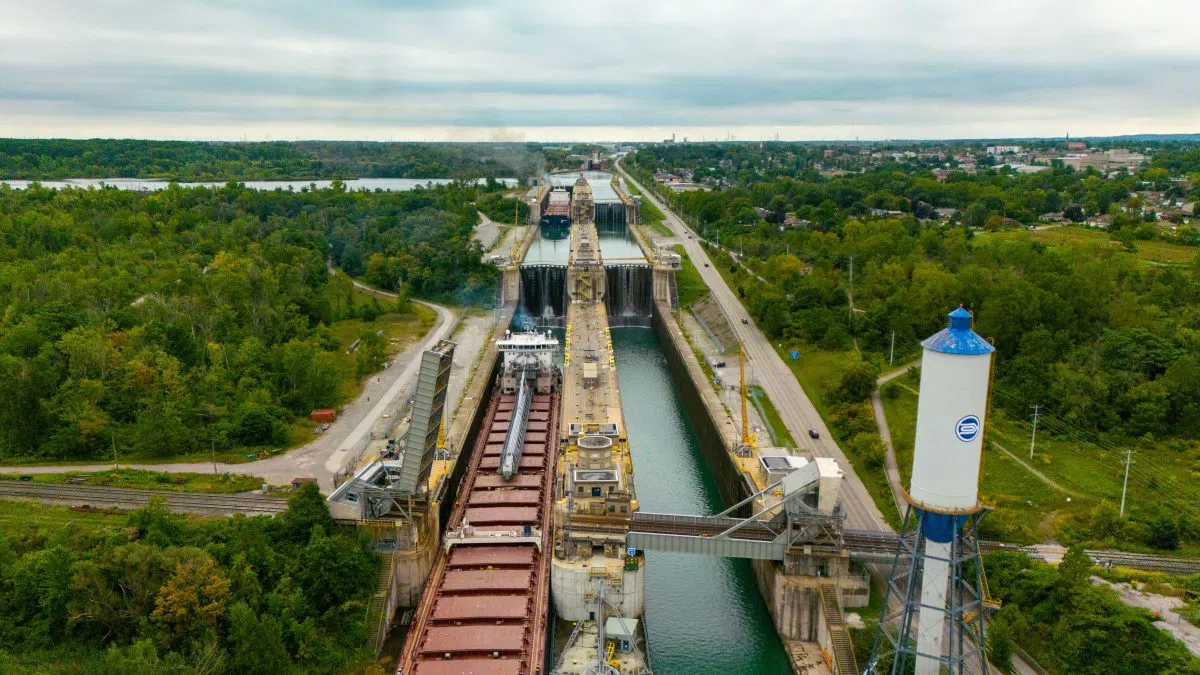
[0, 180, 512, 461]
[0, 486, 379, 674]
[0, 139, 551, 181]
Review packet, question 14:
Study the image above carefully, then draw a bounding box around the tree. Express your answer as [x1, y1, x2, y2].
[1147, 515, 1180, 550]
[355, 327, 388, 378]
[279, 483, 333, 545]
[833, 360, 879, 404]
[226, 601, 289, 675]
[151, 554, 231, 647]
[1057, 545, 1091, 599]
[294, 528, 377, 612]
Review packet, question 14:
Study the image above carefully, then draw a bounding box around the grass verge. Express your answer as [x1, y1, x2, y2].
[749, 385, 797, 449]
[672, 245, 710, 309]
[624, 180, 671, 237]
[0, 468, 265, 493]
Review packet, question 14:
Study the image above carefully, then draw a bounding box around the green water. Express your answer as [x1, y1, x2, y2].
[612, 328, 791, 675]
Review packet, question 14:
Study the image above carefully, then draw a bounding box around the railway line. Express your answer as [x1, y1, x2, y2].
[0, 480, 288, 516]
[619, 511, 1200, 574]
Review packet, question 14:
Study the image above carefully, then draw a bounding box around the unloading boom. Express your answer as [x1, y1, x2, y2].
[500, 375, 533, 479]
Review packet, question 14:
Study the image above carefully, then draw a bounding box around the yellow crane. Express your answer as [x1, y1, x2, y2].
[740, 343, 756, 450]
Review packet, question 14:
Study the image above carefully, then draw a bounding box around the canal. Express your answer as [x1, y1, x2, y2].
[613, 328, 790, 674]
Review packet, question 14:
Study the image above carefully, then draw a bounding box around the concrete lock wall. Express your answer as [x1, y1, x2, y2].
[392, 512, 440, 609]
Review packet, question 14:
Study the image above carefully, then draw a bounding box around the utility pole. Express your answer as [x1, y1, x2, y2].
[112, 433, 119, 468]
[889, 331, 896, 365]
[211, 439, 219, 475]
[1120, 447, 1133, 517]
[1028, 405, 1041, 459]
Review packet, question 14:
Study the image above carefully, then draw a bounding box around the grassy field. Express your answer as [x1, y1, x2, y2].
[880, 379, 1200, 551]
[0, 498, 130, 533]
[623, 180, 671, 237]
[0, 468, 263, 493]
[749, 385, 798, 449]
[330, 290, 436, 396]
[672, 245, 710, 309]
[772, 343, 861, 419]
[980, 225, 1199, 265]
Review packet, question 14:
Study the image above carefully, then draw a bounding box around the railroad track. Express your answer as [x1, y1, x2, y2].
[0, 480, 288, 516]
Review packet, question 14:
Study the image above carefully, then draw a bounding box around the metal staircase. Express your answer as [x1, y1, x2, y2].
[820, 582, 858, 675]
[364, 551, 396, 656]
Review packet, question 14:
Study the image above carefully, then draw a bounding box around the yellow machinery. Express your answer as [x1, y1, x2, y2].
[739, 344, 757, 450]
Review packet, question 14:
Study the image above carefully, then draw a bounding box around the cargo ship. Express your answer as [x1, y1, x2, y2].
[396, 330, 561, 675]
[541, 188, 571, 237]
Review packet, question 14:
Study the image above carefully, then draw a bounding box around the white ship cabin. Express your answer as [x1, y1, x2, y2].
[497, 330, 560, 394]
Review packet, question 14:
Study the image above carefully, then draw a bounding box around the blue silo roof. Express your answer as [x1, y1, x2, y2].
[921, 307, 994, 355]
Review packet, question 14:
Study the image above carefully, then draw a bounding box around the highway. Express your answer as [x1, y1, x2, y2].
[618, 164, 891, 535]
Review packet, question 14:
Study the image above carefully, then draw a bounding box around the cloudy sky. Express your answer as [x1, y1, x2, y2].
[2, 0, 1198, 141]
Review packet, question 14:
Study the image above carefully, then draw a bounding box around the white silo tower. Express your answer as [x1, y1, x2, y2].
[868, 307, 998, 675]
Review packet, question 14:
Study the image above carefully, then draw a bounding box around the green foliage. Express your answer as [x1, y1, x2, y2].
[226, 601, 289, 675]
[0, 138, 544, 180]
[0, 180, 503, 461]
[986, 551, 1200, 674]
[0, 482, 374, 673]
[280, 483, 334, 545]
[671, 245, 710, 309]
[832, 359, 879, 404]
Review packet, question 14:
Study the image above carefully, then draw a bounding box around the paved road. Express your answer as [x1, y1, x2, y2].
[0, 296, 457, 491]
[618, 165, 890, 534]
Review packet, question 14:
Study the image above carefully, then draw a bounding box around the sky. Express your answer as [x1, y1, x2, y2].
[1, 0, 1198, 142]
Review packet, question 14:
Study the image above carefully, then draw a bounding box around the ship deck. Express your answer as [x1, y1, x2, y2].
[397, 385, 561, 675]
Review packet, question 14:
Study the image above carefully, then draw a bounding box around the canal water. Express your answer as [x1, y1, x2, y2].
[613, 328, 790, 674]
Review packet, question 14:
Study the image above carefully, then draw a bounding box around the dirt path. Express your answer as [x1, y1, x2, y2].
[989, 439, 1081, 497]
[872, 363, 920, 518]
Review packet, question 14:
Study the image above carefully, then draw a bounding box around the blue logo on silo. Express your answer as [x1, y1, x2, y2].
[955, 415, 981, 442]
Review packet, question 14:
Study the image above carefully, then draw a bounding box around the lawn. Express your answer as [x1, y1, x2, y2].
[772, 342, 861, 419]
[750, 385, 797, 449]
[672, 244, 710, 309]
[0, 468, 264, 493]
[980, 225, 1199, 265]
[879, 379, 918, 486]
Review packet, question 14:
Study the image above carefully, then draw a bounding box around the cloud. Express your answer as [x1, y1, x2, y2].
[0, 0, 1198, 140]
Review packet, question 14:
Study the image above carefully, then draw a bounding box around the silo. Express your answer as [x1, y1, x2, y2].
[867, 307, 997, 675]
